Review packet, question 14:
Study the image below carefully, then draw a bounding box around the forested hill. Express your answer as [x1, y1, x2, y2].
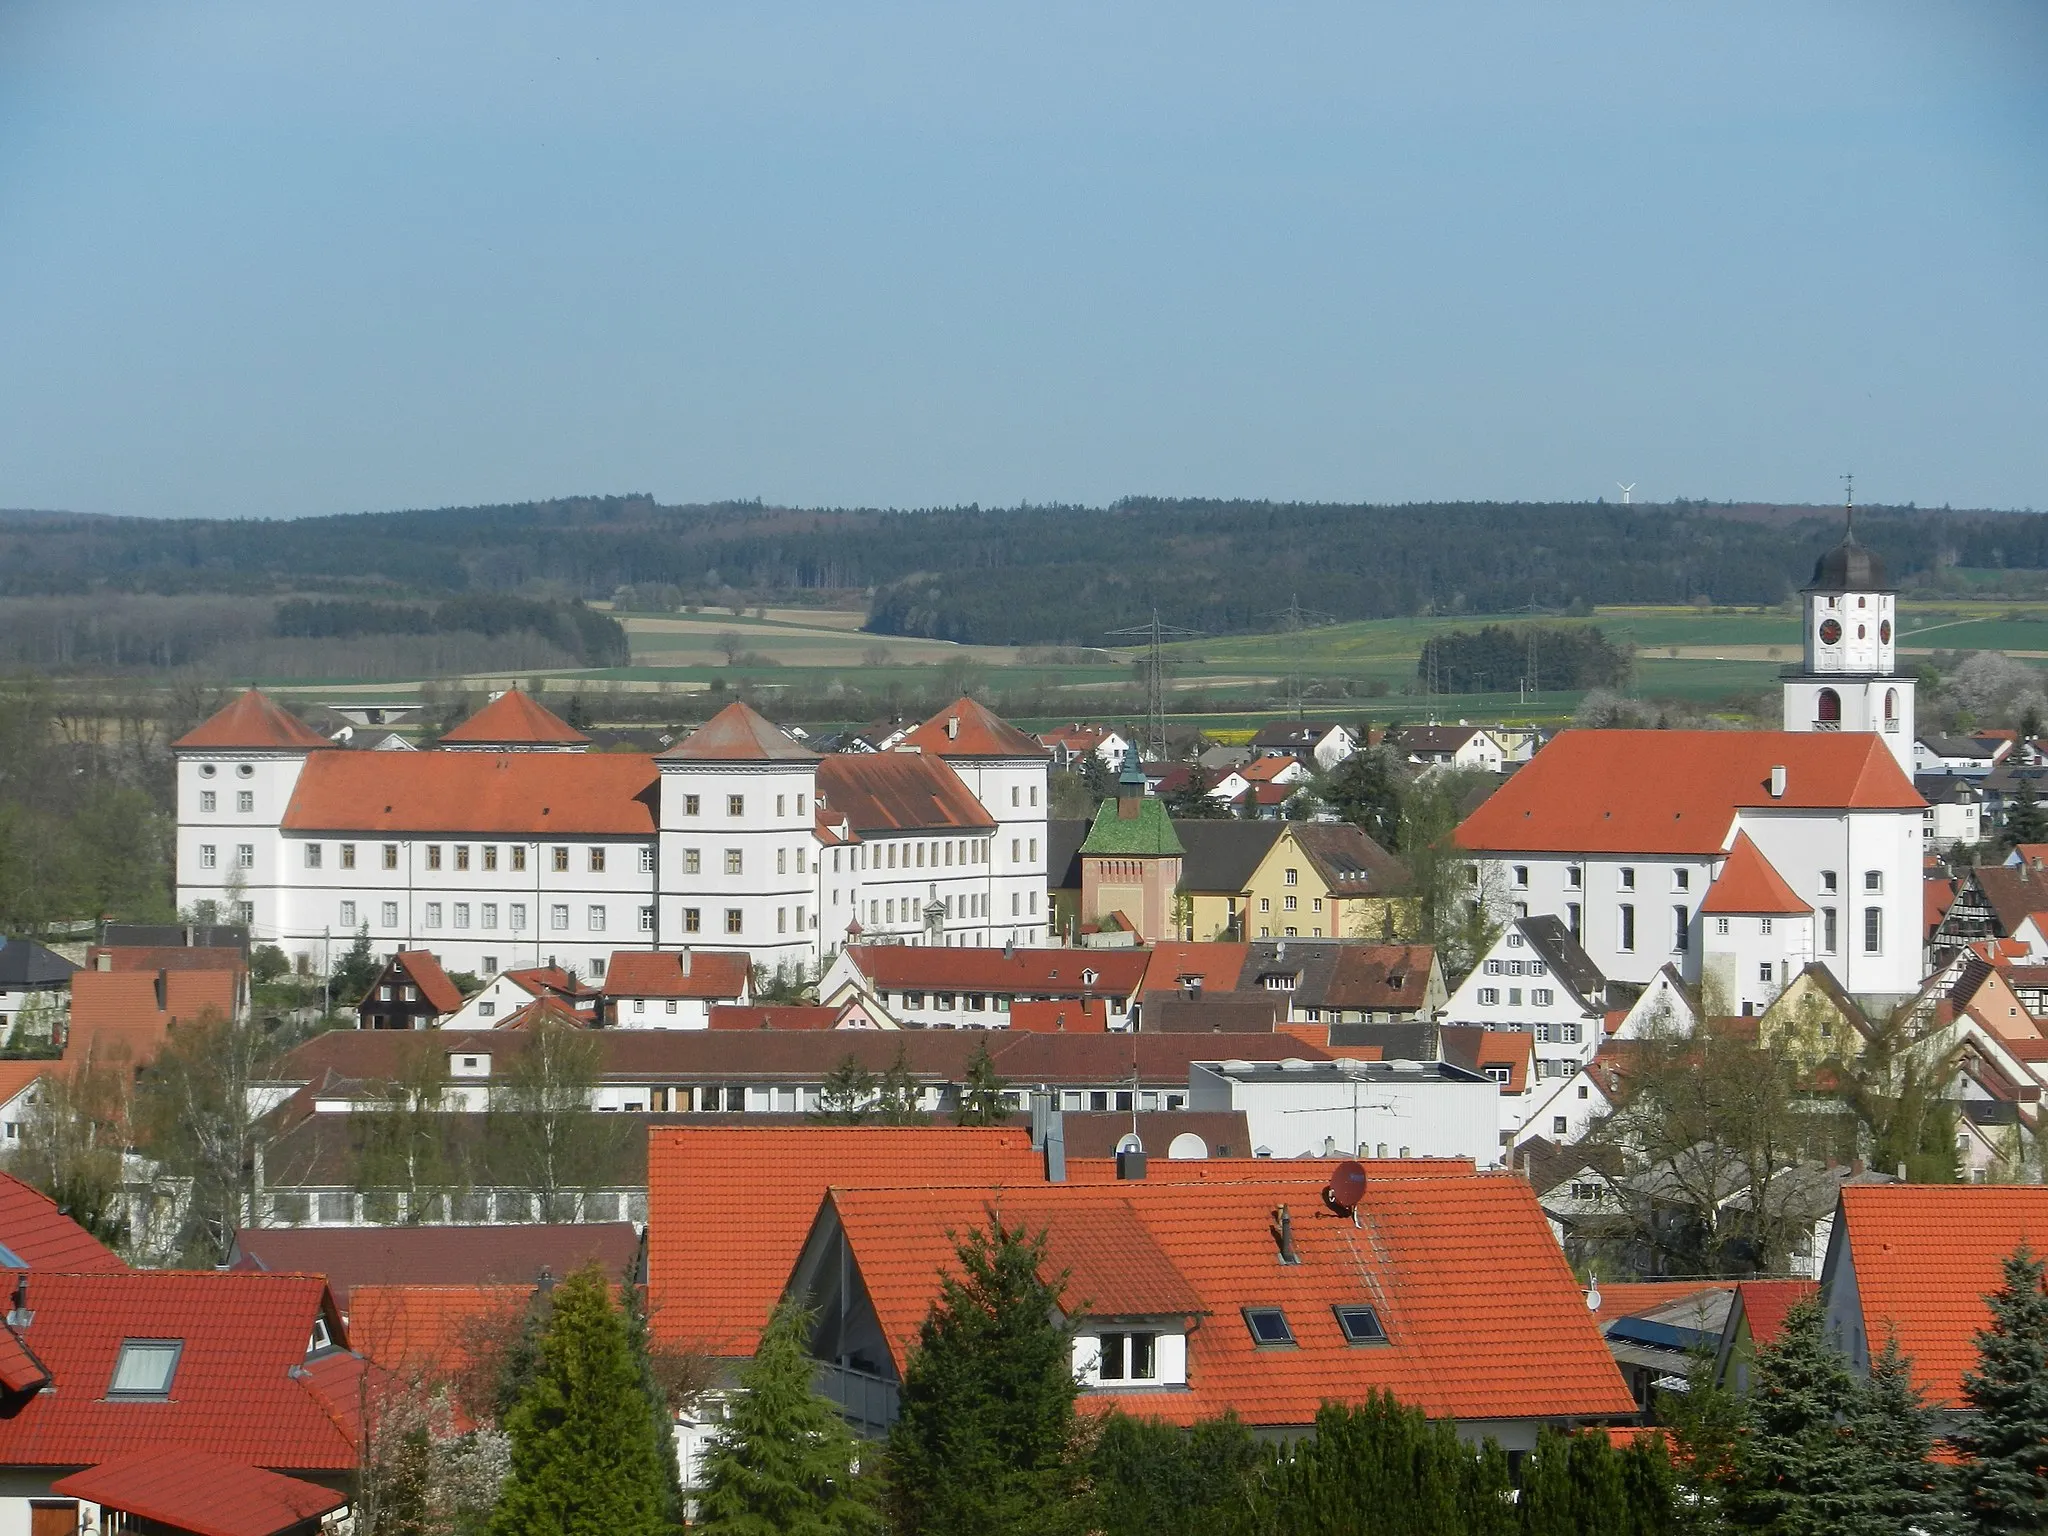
[0, 496, 2038, 646]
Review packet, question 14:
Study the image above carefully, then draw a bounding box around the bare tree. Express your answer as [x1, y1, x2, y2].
[133, 1007, 280, 1263]
[486, 1018, 628, 1218]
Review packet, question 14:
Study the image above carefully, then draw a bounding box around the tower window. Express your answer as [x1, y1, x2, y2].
[1817, 688, 1841, 725]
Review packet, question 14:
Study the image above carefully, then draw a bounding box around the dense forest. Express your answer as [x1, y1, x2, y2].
[0, 496, 2039, 648]
[273, 595, 626, 666]
[1418, 623, 1634, 694]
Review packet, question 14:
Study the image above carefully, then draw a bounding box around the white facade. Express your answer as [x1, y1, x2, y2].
[1702, 909, 1815, 1018]
[1186, 1059, 1501, 1165]
[1441, 923, 1603, 1081]
[1780, 556, 1915, 775]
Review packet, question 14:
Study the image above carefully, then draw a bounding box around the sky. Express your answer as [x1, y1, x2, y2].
[1, 2, 2044, 520]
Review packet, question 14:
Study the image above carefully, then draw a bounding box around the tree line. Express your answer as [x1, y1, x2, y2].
[274, 594, 627, 667]
[1417, 623, 1634, 694]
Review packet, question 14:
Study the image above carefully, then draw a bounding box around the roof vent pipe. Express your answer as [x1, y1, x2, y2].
[1770, 765, 1787, 799]
[1272, 1204, 1299, 1265]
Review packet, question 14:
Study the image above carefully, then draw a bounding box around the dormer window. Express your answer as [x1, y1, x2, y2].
[108, 1339, 183, 1398]
[308, 1317, 333, 1354]
[1333, 1305, 1388, 1344]
[1244, 1308, 1295, 1348]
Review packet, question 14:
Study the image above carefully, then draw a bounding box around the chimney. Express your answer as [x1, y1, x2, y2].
[1116, 1147, 1148, 1180]
[679, 946, 692, 977]
[1770, 765, 1787, 799]
[1044, 1110, 1067, 1184]
[95, 953, 110, 972]
[946, 715, 959, 740]
[6, 1275, 29, 1330]
[1271, 1204, 1299, 1265]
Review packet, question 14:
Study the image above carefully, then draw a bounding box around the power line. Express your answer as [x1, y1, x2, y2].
[1258, 593, 1338, 721]
[1105, 608, 1202, 760]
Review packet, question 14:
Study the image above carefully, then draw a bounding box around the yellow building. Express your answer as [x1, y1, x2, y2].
[1236, 822, 1415, 941]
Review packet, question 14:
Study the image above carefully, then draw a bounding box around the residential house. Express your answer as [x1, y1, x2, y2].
[0, 939, 76, 1041]
[442, 963, 599, 1027]
[1916, 774, 1983, 850]
[1156, 822, 1288, 942]
[1390, 725, 1508, 774]
[1594, 1283, 1732, 1412]
[356, 949, 466, 1030]
[1912, 735, 2006, 778]
[601, 949, 753, 1027]
[67, 965, 245, 1065]
[1038, 724, 1133, 771]
[1213, 939, 1446, 1030]
[1438, 1025, 1538, 1146]
[1237, 823, 1412, 942]
[818, 944, 1149, 1031]
[1441, 916, 1608, 1083]
[229, 1220, 640, 1310]
[1714, 1279, 1819, 1394]
[1249, 721, 1357, 771]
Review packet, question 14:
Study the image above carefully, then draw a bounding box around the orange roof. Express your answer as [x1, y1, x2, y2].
[1926, 879, 1959, 940]
[348, 1282, 533, 1385]
[816, 753, 996, 835]
[173, 690, 331, 753]
[898, 697, 1048, 760]
[281, 751, 658, 836]
[498, 995, 591, 1031]
[707, 1005, 844, 1030]
[842, 945, 1148, 996]
[1140, 942, 1250, 994]
[0, 1061, 51, 1113]
[1241, 757, 1301, 783]
[1837, 1185, 2048, 1406]
[438, 689, 588, 747]
[821, 1172, 1635, 1427]
[1700, 833, 1813, 915]
[658, 701, 816, 762]
[1439, 1026, 1532, 1094]
[68, 969, 241, 1068]
[1007, 999, 1109, 1033]
[1457, 730, 1922, 855]
[645, 1125, 1042, 1357]
[390, 951, 465, 1015]
[603, 949, 751, 1001]
[1732, 1278, 1817, 1350]
[51, 1449, 345, 1536]
[0, 1171, 125, 1271]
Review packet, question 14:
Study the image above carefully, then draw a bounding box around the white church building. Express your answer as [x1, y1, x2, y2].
[173, 690, 1051, 982]
[1458, 518, 1926, 1007]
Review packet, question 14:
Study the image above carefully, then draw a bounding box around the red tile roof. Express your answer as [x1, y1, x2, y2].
[645, 1125, 1043, 1357]
[1700, 833, 1813, 915]
[1007, 999, 1110, 1033]
[281, 751, 658, 835]
[1457, 731, 1923, 855]
[841, 945, 1149, 997]
[659, 701, 816, 762]
[816, 753, 996, 835]
[603, 949, 752, 1001]
[86, 945, 246, 973]
[230, 1221, 639, 1309]
[391, 950, 465, 1015]
[1732, 1278, 1817, 1350]
[51, 1450, 345, 1536]
[68, 969, 241, 1068]
[1438, 1026, 1532, 1094]
[1060, 1155, 1476, 1186]
[438, 689, 588, 747]
[708, 1005, 844, 1030]
[347, 1282, 534, 1386]
[0, 1270, 355, 1471]
[898, 697, 1048, 760]
[1837, 1185, 2048, 1406]
[499, 995, 592, 1031]
[1139, 943, 1250, 994]
[821, 1171, 1636, 1427]
[0, 1172, 125, 1272]
[173, 690, 332, 753]
[1926, 878, 1959, 941]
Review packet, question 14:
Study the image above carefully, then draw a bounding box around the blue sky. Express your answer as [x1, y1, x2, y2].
[1, 2, 2043, 518]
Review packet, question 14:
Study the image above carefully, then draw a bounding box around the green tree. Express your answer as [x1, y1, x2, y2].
[871, 1045, 927, 1127]
[250, 944, 291, 985]
[1319, 744, 1405, 847]
[490, 1265, 676, 1536]
[1658, 1343, 1745, 1536]
[1956, 1244, 2048, 1534]
[354, 1038, 464, 1223]
[330, 926, 381, 1010]
[14, 1048, 131, 1244]
[812, 1055, 875, 1125]
[1728, 1294, 1877, 1535]
[1396, 768, 1497, 978]
[694, 1300, 876, 1536]
[1266, 1394, 1505, 1536]
[955, 1042, 1010, 1127]
[134, 1005, 279, 1263]
[486, 1017, 629, 1219]
[1091, 1412, 1268, 1536]
[1163, 766, 1231, 820]
[884, 1215, 1084, 1536]
[2004, 778, 2048, 851]
[1850, 1333, 1953, 1535]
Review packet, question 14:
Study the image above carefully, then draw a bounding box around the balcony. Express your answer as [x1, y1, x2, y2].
[816, 1362, 899, 1436]
[1884, 719, 1900, 733]
[1811, 720, 1841, 732]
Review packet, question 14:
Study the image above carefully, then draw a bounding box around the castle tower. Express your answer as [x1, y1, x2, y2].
[1781, 499, 1914, 775]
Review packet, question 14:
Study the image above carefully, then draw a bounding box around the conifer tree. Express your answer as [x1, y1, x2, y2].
[694, 1300, 875, 1536]
[1728, 1294, 1877, 1535]
[1956, 1244, 2048, 1534]
[871, 1045, 927, 1126]
[883, 1215, 1083, 1536]
[1091, 1412, 1268, 1536]
[812, 1055, 875, 1124]
[955, 1042, 1010, 1126]
[1850, 1332, 1952, 1535]
[489, 1265, 677, 1536]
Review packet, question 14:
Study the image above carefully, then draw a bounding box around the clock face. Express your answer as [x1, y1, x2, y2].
[1819, 618, 1842, 646]
[1880, 619, 1892, 644]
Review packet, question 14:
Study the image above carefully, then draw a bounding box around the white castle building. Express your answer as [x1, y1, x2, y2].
[173, 690, 1051, 981]
[1458, 515, 1928, 1006]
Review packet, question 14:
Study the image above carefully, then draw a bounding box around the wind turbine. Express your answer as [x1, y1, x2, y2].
[1616, 482, 1636, 507]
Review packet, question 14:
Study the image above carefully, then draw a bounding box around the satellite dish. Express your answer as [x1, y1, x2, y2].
[1321, 1159, 1367, 1217]
[1586, 1286, 1602, 1313]
[1166, 1132, 1209, 1161]
[1115, 1133, 1144, 1157]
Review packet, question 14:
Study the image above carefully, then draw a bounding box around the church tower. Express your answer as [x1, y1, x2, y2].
[1780, 494, 1914, 774]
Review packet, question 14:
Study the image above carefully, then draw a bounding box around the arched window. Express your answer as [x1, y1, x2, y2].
[1884, 689, 1898, 721]
[1817, 689, 1842, 725]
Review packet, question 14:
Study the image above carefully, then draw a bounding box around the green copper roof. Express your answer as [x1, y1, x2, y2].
[1080, 797, 1185, 856]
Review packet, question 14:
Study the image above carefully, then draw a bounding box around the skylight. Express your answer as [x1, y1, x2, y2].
[108, 1339, 182, 1398]
[1334, 1305, 1388, 1345]
[1244, 1307, 1295, 1348]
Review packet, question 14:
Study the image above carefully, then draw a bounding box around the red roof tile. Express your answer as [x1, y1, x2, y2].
[658, 701, 816, 762]
[231, 1222, 639, 1309]
[898, 697, 1048, 760]
[52, 1450, 345, 1536]
[841, 945, 1149, 997]
[603, 949, 752, 1001]
[0, 1270, 355, 1471]
[1733, 1278, 1817, 1350]
[390, 950, 465, 1015]
[1838, 1185, 2048, 1406]
[816, 753, 996, 835]
[173, 691, 332, 753]
[499, 995, 593, 1031]
[1457, 731, 1923, 856]
[1926, 878, 1959, 941]
[347, 1283, 534, 1387]
[0, 1325, 49, 1393]
[1699, 832, 1813, 914]
[0, 1172, 125, 1272]
[281, 751, 658, 836]
[1438, 1026, 1532, 1094]
[438, 689, 588, 747]
[68, 969, 241, 1069]
[645, 1125, 1043, 1357]
[1007, 999, 1110, 1033]
[1139, 943, 1250, 994]
[821, 1172, 1636, 1427]
[707, 1005, 844, 1030]
[1060, 1155, 1475, 1186]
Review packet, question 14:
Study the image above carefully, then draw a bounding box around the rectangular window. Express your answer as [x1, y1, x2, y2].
[1618, 904, 1636, 952]
[510, 902, 527, 931]
[200, 790, 216, 812]
[683, 907, 701, 934]
[1284, 895, 1297, 911]
[797, 903, 807, 931]
[1673, 906, 1688, 952]
[384, 844, 399, 870]
[727, 794, 745, 816]
[587, 905, 605, 932]
[1760, 962, 1774, 983]
[1566, 902, 1582, 939]
[1099, 1332, 1127, 1381]
[235, 901, 253, 924]
[552, 846, 569, 872]
[639, 905, 656, 932]
[1760, 916, 1774, 935]
[453, 903, 471, 929]
[1509, 987, 1523, 1006]
[426, 845, 442, 870]
[1716, 917, 1730, 935]
[685, 848, 702, 875]
[797, 793, 806, 817]
[304, 843, 323, 869]
[684, 794, 701, 816]
[777, 794, 786, 817]
[201, 844, 217, 869]
[777, 848, 787, 875]
[1333, 1306, 1386, 1345]
[639, 846, 656, 873]
[237, 790, 254, 813]
[1619, 867, 1635, 891]
[1244, 1309, 1295, 1347]
[1285, 867, 1299, 887]
[1823, 907, 1838, 953]
[1673, 869, 1690, 891]
[550, 904, 569, 931]
[1863, 906, 1882, 954]
[339, 900, 357, 927]
[1011, 838, 1020, 862]
[589, 847, 606, 873]
[481, 902, 498, 929]
[340, 843, 356, 869]
[725, 908, 744, 935]
[1512, 865, 1528, 889]
[777, 908, 787, 934]
[1566, 865, 1582, 889]
[483, 845, 498, 871]
[796, 846, 807, 874]
[108, 1340, 183, 1398]
[1864, 870, 1883, 893]
[1533, 987, 1555, 1007]
[1822, 870, 1839, 894]
[381, 901, 399, 927]
[1560, 1020, 1578, 1042]
[511, 845, 527, 872]
[237, 843, 254, 870]
[1534, 1021, 1550, 1041]
[1029, 838, 1037, 861]
[1478, 987, 1499, 1005]
[424, 902, 443, 928]
[1486, 959, 1504, 975]
[724, 849, 743, 875]
[455, 845, 470, 871]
